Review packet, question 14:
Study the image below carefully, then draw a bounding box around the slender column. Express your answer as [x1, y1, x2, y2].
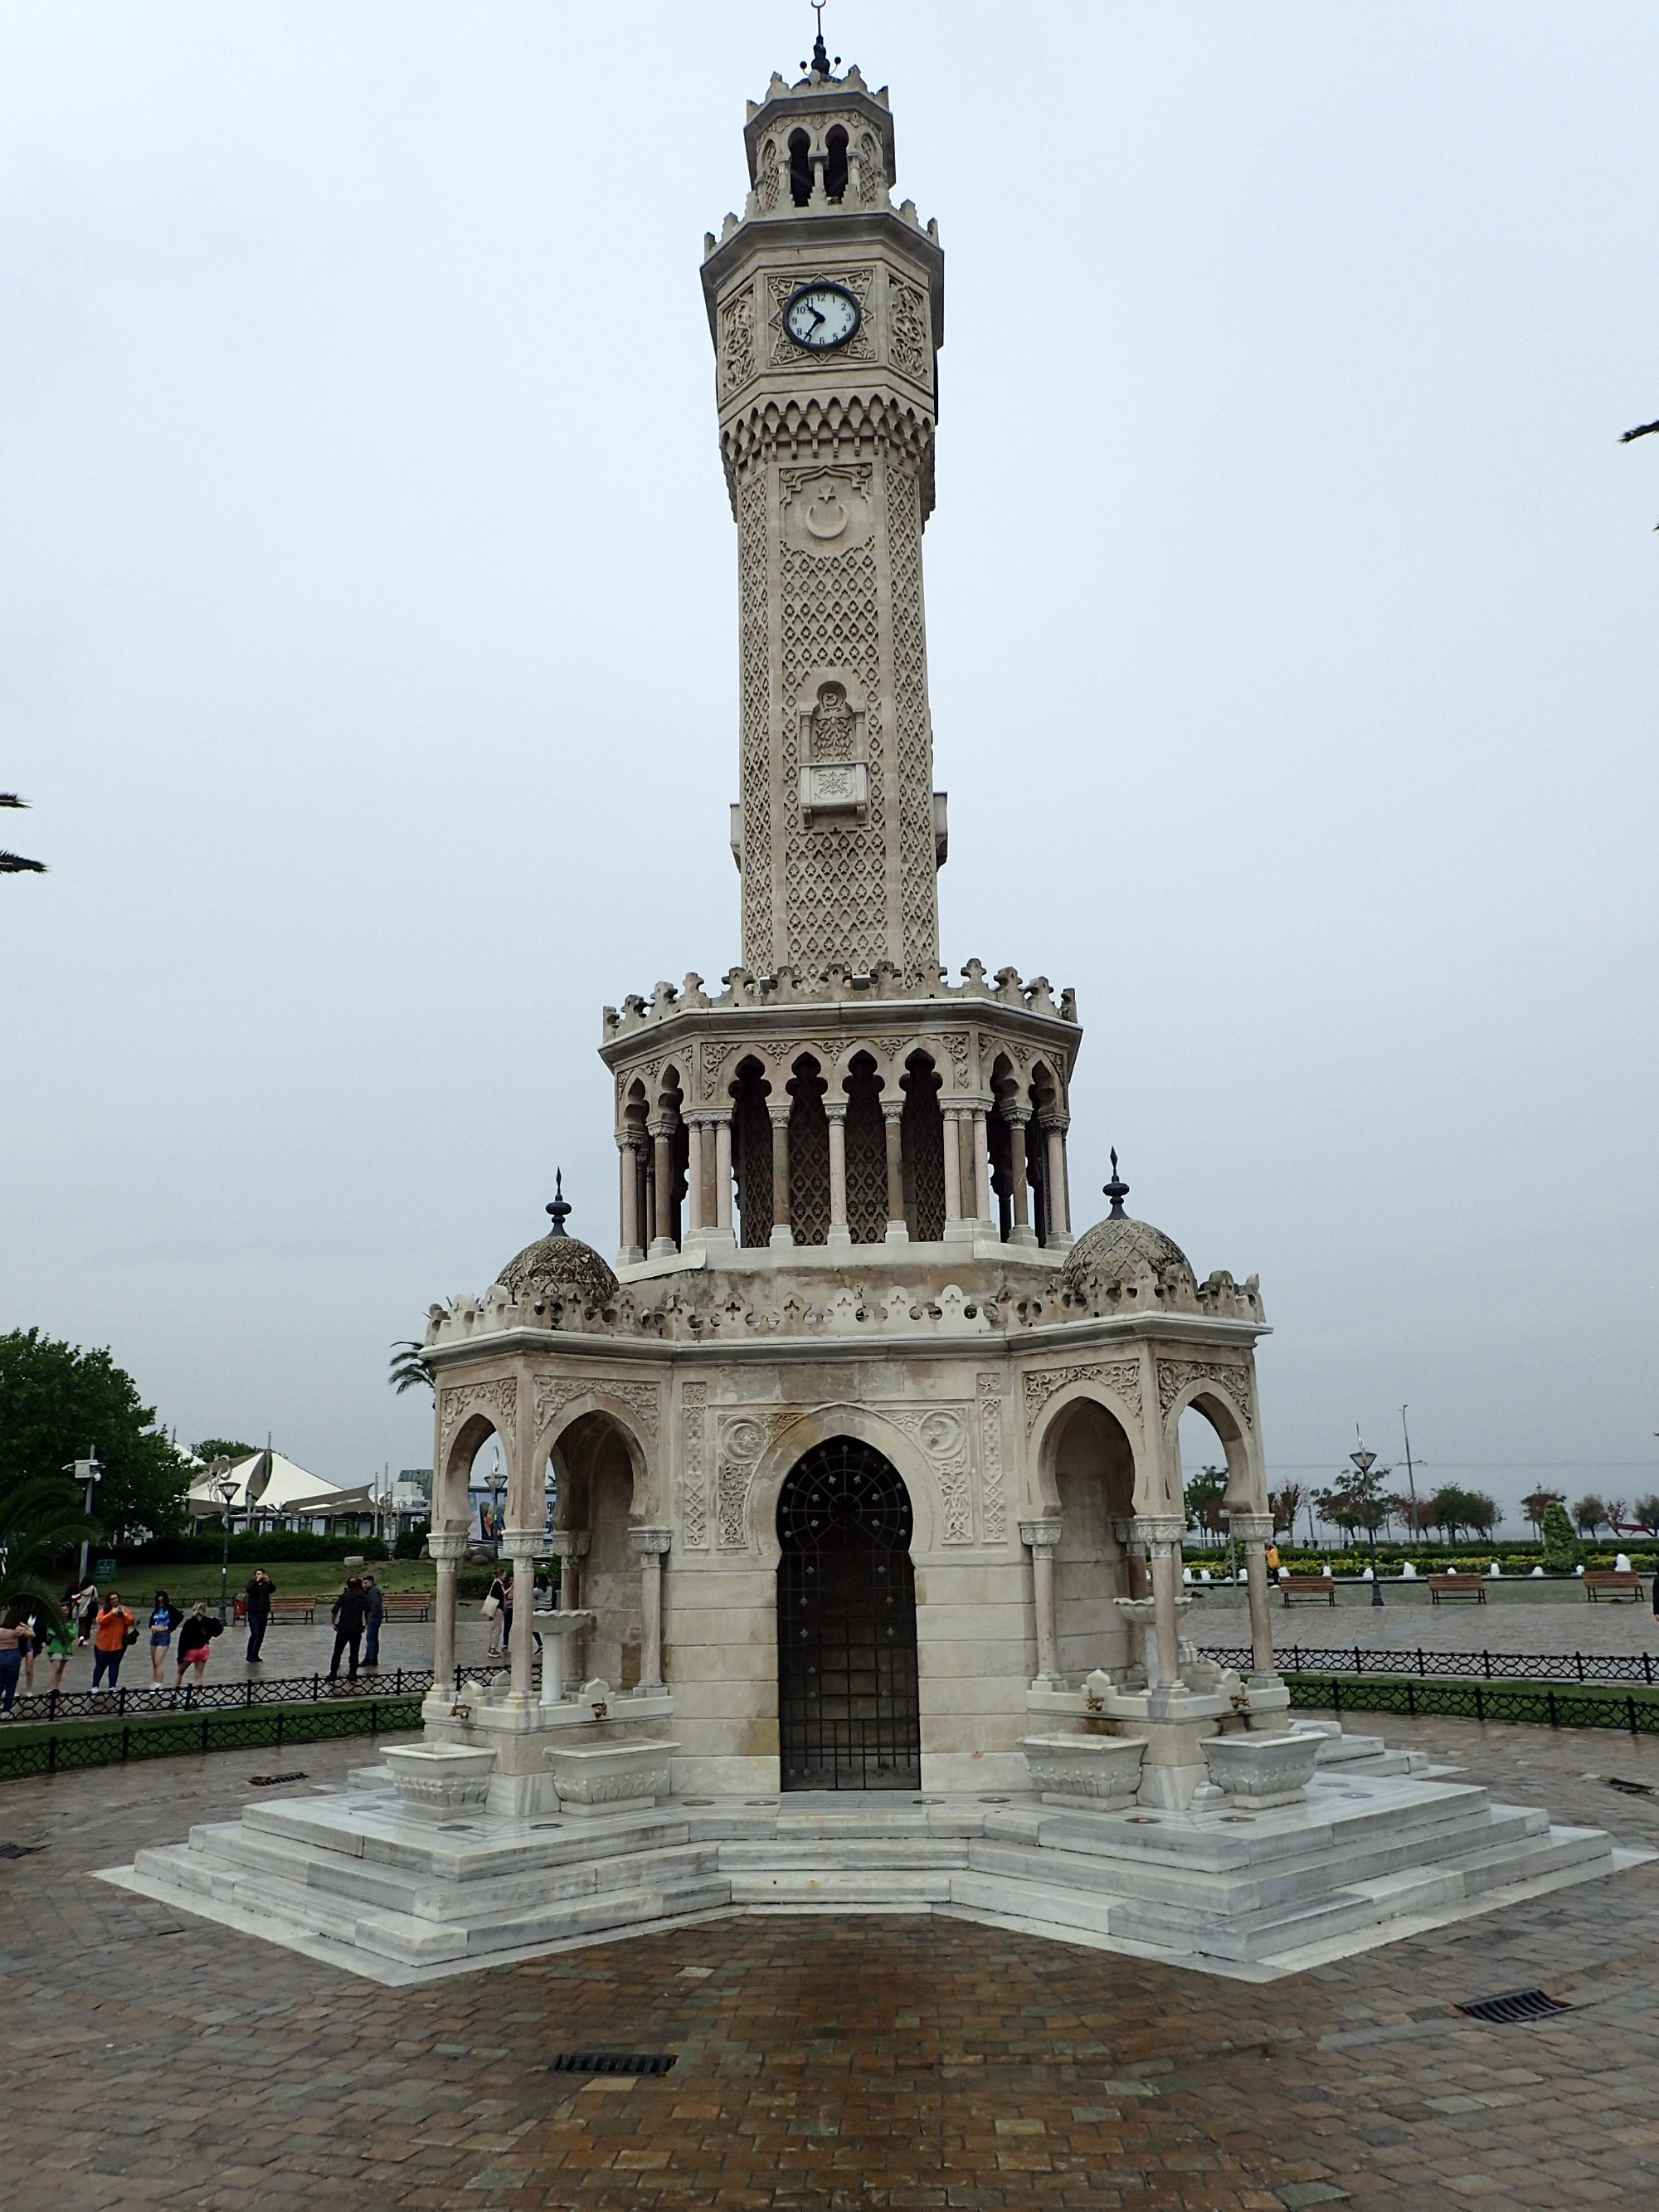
[618, 1136, 641, 1261]
[500, 1528, 541, 1702]
[427, 1527, 467, 1698]
[766, 1100, 794, 1247]
[972, 1108, 992, 1223]
[685, 1119, 706, 1235]
[714, 1118, 733, 1230]
[649, 1114, 677, 1258]
[1228, 1511, 1280, 1682]
[882, 1098, 907, 1241]
[549, 1527, 590, 1612]
[942, 1108, 963, 1220]
[825, 1101, 850, 1247]
[1003, 1104, 1036, 1245]
[629, 1526, 671, 1692]
[1136, 1513, 1188, 1706]
[1041, 1113, 1071, 1243]
[1020, 1520, 1064, 1688]
[642, 1147, 656, 1250]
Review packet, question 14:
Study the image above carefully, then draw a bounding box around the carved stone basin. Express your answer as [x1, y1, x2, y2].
[544, 1736, 679, 1817]
[382, 1742, 499, 1818]
[1020, 1732, 1148, 1811]
[1203, 1731, 1322, 1809]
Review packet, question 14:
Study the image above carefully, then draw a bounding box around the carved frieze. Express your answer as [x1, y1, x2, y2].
[531, 1372, 661, 1441]
[719, 282, 756, 396]
[437, 1377, 517, 1447]
[1022, 1361, 1144, 1434]
[1156, 1358, 1254, 1430]
[977, 1373, 1007, 1547]
[716, 1411, 776, 1551]
[887, 1405, 972, 1545]
[680, 1382, 709, 1550]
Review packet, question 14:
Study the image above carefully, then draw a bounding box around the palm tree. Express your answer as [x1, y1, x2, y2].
[0, 792, 46, 875]
[389, 1340, 435, 1396]
[0, 1479, 96, 1631]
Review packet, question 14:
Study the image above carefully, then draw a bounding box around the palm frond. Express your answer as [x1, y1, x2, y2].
[388, 1339, 436, 1396]
[0, 852, 46, 873]
[0, 792, 27, 806]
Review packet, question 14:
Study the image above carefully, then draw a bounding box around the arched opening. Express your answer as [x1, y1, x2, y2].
[1050, 1400, 1141, 1682]
[843, 1053, 887, 1244]
[552, 1410, 639, 1688]
[988, 1055, 1017, 1241]
[788, 128, 813, 207]
[732, 1057, 773, 1248]
[900, 1051, 946, 1241]
[824, 124, 849, 203]
[1178, 1399, 1253, 1573]
[776, 1436, 920, 1791]
[788, 1055, 830, 1245]
[657, 1065, 687, 1252]
[1028, 1064, 1058, 1247]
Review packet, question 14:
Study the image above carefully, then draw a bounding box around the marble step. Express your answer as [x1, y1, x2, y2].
[725, 1867, 956, 1908]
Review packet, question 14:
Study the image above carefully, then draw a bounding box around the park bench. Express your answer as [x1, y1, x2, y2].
[1585, 1571, 1644, 1603]
[266, 1596, 317, 1624]
[1281, 1575, 1335, 1607]
[1428, 1573, 1486, 1605]
[382, 1592, 431, 1620]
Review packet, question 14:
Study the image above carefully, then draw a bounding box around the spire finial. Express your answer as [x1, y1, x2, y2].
[1103, 1149, 1130, 1219]
[803, 1, 836, 77]
[546, 1169, 572, 1239]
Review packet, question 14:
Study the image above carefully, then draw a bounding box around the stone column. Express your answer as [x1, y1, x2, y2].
[649, 1115, 677, 1258]
[767, 1100, 794, 1248]
[972, 1108, 993, 1223]
[1020, 1520, 1065, 1688]
[642, 1147, 656, 1250]
[548, 1527, 590, 1612]
[1003, 1104, 1037, 1245]
[1135, 1513, 1188, 1708]
[1228, 1511, 1280, 1683]
[629, 1526, 672, 1693]
[427, 1527, 468, 1698]
[618, 1136, 641, 1262]
[500, 1527, 542, 1703]
[882, 1099, 907, 1242]
[714, 1118, 733, 1232]
[1041, 1113, 1072, 1244]
[685, 1118, 706, 1236]
[941, 1106, 964, 1224]
[825, 1101, 851, 1249]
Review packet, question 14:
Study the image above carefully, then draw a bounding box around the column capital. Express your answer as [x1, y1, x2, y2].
[647, 1111, 678, 1141]
[1000, 1099, 1033, 1127]
[824, 1098, 849, 1123]
[880, 1096, 906, 1124]
[426, 1530, 469, 1563]
[1019, 1519, 1062, 1552]
[1132, 1513, 1185, 1552]
[1228, 1513, 1274, 1543]
[684, 1107, 727, 1128]
[617, 1128, 645, 1154]
[1037, 1108, 1070, 1133]
[766, 1099, 792, 1128]
[628, 1525, 672, 1557]
[547, 1528, 591, 1561]
[499, 1527, 545, 1562]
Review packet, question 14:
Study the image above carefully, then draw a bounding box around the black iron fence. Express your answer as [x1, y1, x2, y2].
[0, 1693, 428, 1783]
[1283, 1673, 1659, 1736]
[2, 1659, 508, 1729]
[1200, 1644, 1659, 1686]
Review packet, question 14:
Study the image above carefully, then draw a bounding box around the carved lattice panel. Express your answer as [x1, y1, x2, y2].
[902, 1065, 946, 1243]
[737, 468, 771, 972]
[789, 1086, 830, 1246]
[844, 1065, 888, 1244]
[735, 1073, 773, 1247]
[888, 462, 938, 972]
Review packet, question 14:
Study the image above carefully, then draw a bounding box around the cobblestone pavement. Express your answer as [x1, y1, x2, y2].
[5, 1715, 1659, 2210]
[1198, 1593, 1659, 1662]
[26, 1609, 508, 1699]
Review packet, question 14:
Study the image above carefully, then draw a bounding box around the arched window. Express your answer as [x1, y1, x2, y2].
[825, 125, 849, 203]
[733, 1059, 773, 1247]
[843, 1055, 887, 1243]
[788, 1057, 830, 1245]
[789, 129, 813, 207]
[901, 1051, 946, 1241]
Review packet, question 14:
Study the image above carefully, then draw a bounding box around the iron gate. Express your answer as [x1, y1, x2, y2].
[776, 1437, 922, 1791]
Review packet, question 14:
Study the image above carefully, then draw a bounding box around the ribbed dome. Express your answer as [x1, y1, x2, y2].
[495, 1176, 618, 1308]
[1059, 1152, 1197, 1302]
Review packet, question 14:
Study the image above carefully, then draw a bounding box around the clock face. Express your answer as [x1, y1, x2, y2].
[784, 281, 861, 352]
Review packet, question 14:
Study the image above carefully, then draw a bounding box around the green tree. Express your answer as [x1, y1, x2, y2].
[1316, 1464, 1393, 1544]
[1464, 1489, 1500, 1542]
[0, 1329, 190, 1545]
[1540, 1499, 1582, 1570]
[0, 1479, 96, 1630]
[1268, 1483, 1306, 1539]
[1184, 1464, 1229, 1542]
[1632, 1495, 1659, 1537]
[1521, 1486, 1564, 1531]
[0, 791, 46, 875]
[193, 1438, 255, 1464]
[1428, 1484, 1481, 1542]
[1573, 1493, 1607, 1537]
[389, 1341, 435, 1397]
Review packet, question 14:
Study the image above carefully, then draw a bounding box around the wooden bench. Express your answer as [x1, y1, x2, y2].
[381, 1592, 431, 1620]
[1280, 1575, 1335, 1607]
[1428, 1573, 1486, 1605]
[1585, 1571, 1644, 1603]
[266, 1596, 317, 1624]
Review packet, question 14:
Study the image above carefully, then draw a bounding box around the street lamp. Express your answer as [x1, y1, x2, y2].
[1350, 1443, 1385, 1606]
[63, 1451, 102, 1586]
[210, 1458, 238, 1621]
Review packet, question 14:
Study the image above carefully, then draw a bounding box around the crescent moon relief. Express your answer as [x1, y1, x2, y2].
[805, 497, 849, 539]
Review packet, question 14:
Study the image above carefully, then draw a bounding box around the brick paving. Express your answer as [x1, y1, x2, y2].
[5, 1714, 1659, 2209]
[1199, 1591, 1659, 1662]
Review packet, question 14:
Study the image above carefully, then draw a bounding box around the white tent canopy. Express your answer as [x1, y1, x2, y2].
[186, 1449, 343, 1524]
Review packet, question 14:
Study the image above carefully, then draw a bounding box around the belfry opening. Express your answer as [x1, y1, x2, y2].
[776, 1437, 921, 1792]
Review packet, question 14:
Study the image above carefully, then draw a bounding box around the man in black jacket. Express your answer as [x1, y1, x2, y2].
[328, 1576, 369, 1682]
[244, 1570, 276, 1663]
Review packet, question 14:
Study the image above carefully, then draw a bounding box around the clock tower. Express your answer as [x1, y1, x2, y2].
[701, 54, 946, 979]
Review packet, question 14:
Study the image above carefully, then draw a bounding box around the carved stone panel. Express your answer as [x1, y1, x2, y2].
[438, 1377, 517, 1449]
[887, 1405, 973, 1545]
[1156, 1358, 1254, 1430]
[680, 1382, 709, 1549]
[1022, 1361, 1144, 1434]
[716, 1413, 773, 1551]
[976, 1374, 1007, 1548]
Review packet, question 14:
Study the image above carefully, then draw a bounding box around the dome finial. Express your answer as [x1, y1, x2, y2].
[802, 1, 837, 77]
[1103, 1149, 1130, 1219]
[546, 1169, 572, 1239]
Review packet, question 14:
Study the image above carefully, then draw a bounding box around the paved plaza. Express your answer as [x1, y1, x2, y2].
[5, 1713, 1659, 2210]
[1194, 1590, 1659, 1664]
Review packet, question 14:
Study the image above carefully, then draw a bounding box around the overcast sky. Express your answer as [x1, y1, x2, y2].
[2, 3, 1656, 1525]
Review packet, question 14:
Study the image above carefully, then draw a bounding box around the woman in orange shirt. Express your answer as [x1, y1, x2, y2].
[92, 1591, 135, 1691]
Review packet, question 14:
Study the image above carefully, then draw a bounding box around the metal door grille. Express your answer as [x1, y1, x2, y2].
[777, 1437, 921, 1791]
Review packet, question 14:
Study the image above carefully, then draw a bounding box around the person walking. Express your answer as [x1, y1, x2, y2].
[147, 1591, 178, 1688]
[173, 1602, 222, 1693]
[40, 1610, 75, 1694]
[328, 1576, 368, 1683]
[74, 1582, 99, 1649]
[91, 1592, 135, 1690]
[484, 1569, 507, 1656]
[360, 1573, 384, 1669]
[1265, 1541, 1282, 1586]
[499, 1571, 515, 1660]
[0, 1610, 34, 1717]
[243, 1571, 275, 1663]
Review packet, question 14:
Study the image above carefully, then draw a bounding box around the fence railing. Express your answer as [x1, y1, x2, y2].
[1199, 1644, 1659, 1686]
[0, 1693, 427, 1783]
[2, 1660, 509, 1728]
[1282, 1674, 1659, 1736]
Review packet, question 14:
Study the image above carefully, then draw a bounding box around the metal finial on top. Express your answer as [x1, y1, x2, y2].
[803, 0, 836, 76]
[546, 1169, 572, 1239]
[1103, 1149, 1130, 1219]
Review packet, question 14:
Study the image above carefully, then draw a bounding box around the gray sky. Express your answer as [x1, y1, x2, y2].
[3, 3, 1656, 1527]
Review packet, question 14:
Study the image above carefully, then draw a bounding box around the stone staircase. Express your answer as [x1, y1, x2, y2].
[105, 1730, 1637, 1984]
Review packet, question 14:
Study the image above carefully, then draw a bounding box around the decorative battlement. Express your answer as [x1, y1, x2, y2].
[604, 960, 1078, 1041]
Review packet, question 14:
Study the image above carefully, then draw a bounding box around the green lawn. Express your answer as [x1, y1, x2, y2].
[99, 1557, 439, 1607]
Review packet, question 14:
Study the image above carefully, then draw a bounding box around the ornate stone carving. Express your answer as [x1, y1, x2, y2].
[946, 1031, 971, 1089]
[437, 1377, 517, 1447]
[716, 1411, 775, 1550]
[681, 1382, 708, 1549]
[737, 466, 771, 971]
[1021, 1361, 1143, 1433]
[977, 1374, 1006, 1547]
[1156, 1357, 1254, 1430]
[782, 466, 873, 560]
[531, 1372, 660, 1441]
[888, 280, 930, 381]
[719, 283, 756, 395]
[887, 1406, 972, 1544]
[888, 462, 938, 973]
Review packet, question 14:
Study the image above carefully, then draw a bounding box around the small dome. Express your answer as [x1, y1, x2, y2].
[496, 1175, 618, 1309]
[1060, 1152, 1198, 1302]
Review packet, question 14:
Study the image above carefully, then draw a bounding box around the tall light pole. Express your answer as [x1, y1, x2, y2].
[1351, 1441, 1384, 1606]
[1399, 1405, 1422, 1545]
[65, 1452, 102, 1586]
[210, 1459, 237, 1621]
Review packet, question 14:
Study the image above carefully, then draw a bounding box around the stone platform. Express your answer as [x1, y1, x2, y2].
[102, 1723, 1646, 1985]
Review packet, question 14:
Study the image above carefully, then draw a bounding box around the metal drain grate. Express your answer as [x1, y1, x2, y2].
[1456, 1988, 1574, 2025]
[549, 2052, 677, 2078]
[248, 1771, 309, 1788]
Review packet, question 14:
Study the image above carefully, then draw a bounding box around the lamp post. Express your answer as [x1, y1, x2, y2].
[1351, 1443, 1384, 1606]
[1399, 1404, 1422, 1546]
[210, 1459, 238, 1621]
[64, 1451, 103, 1587]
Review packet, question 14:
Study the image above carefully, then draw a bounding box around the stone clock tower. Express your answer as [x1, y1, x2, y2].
[703, 62, 946, 980]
